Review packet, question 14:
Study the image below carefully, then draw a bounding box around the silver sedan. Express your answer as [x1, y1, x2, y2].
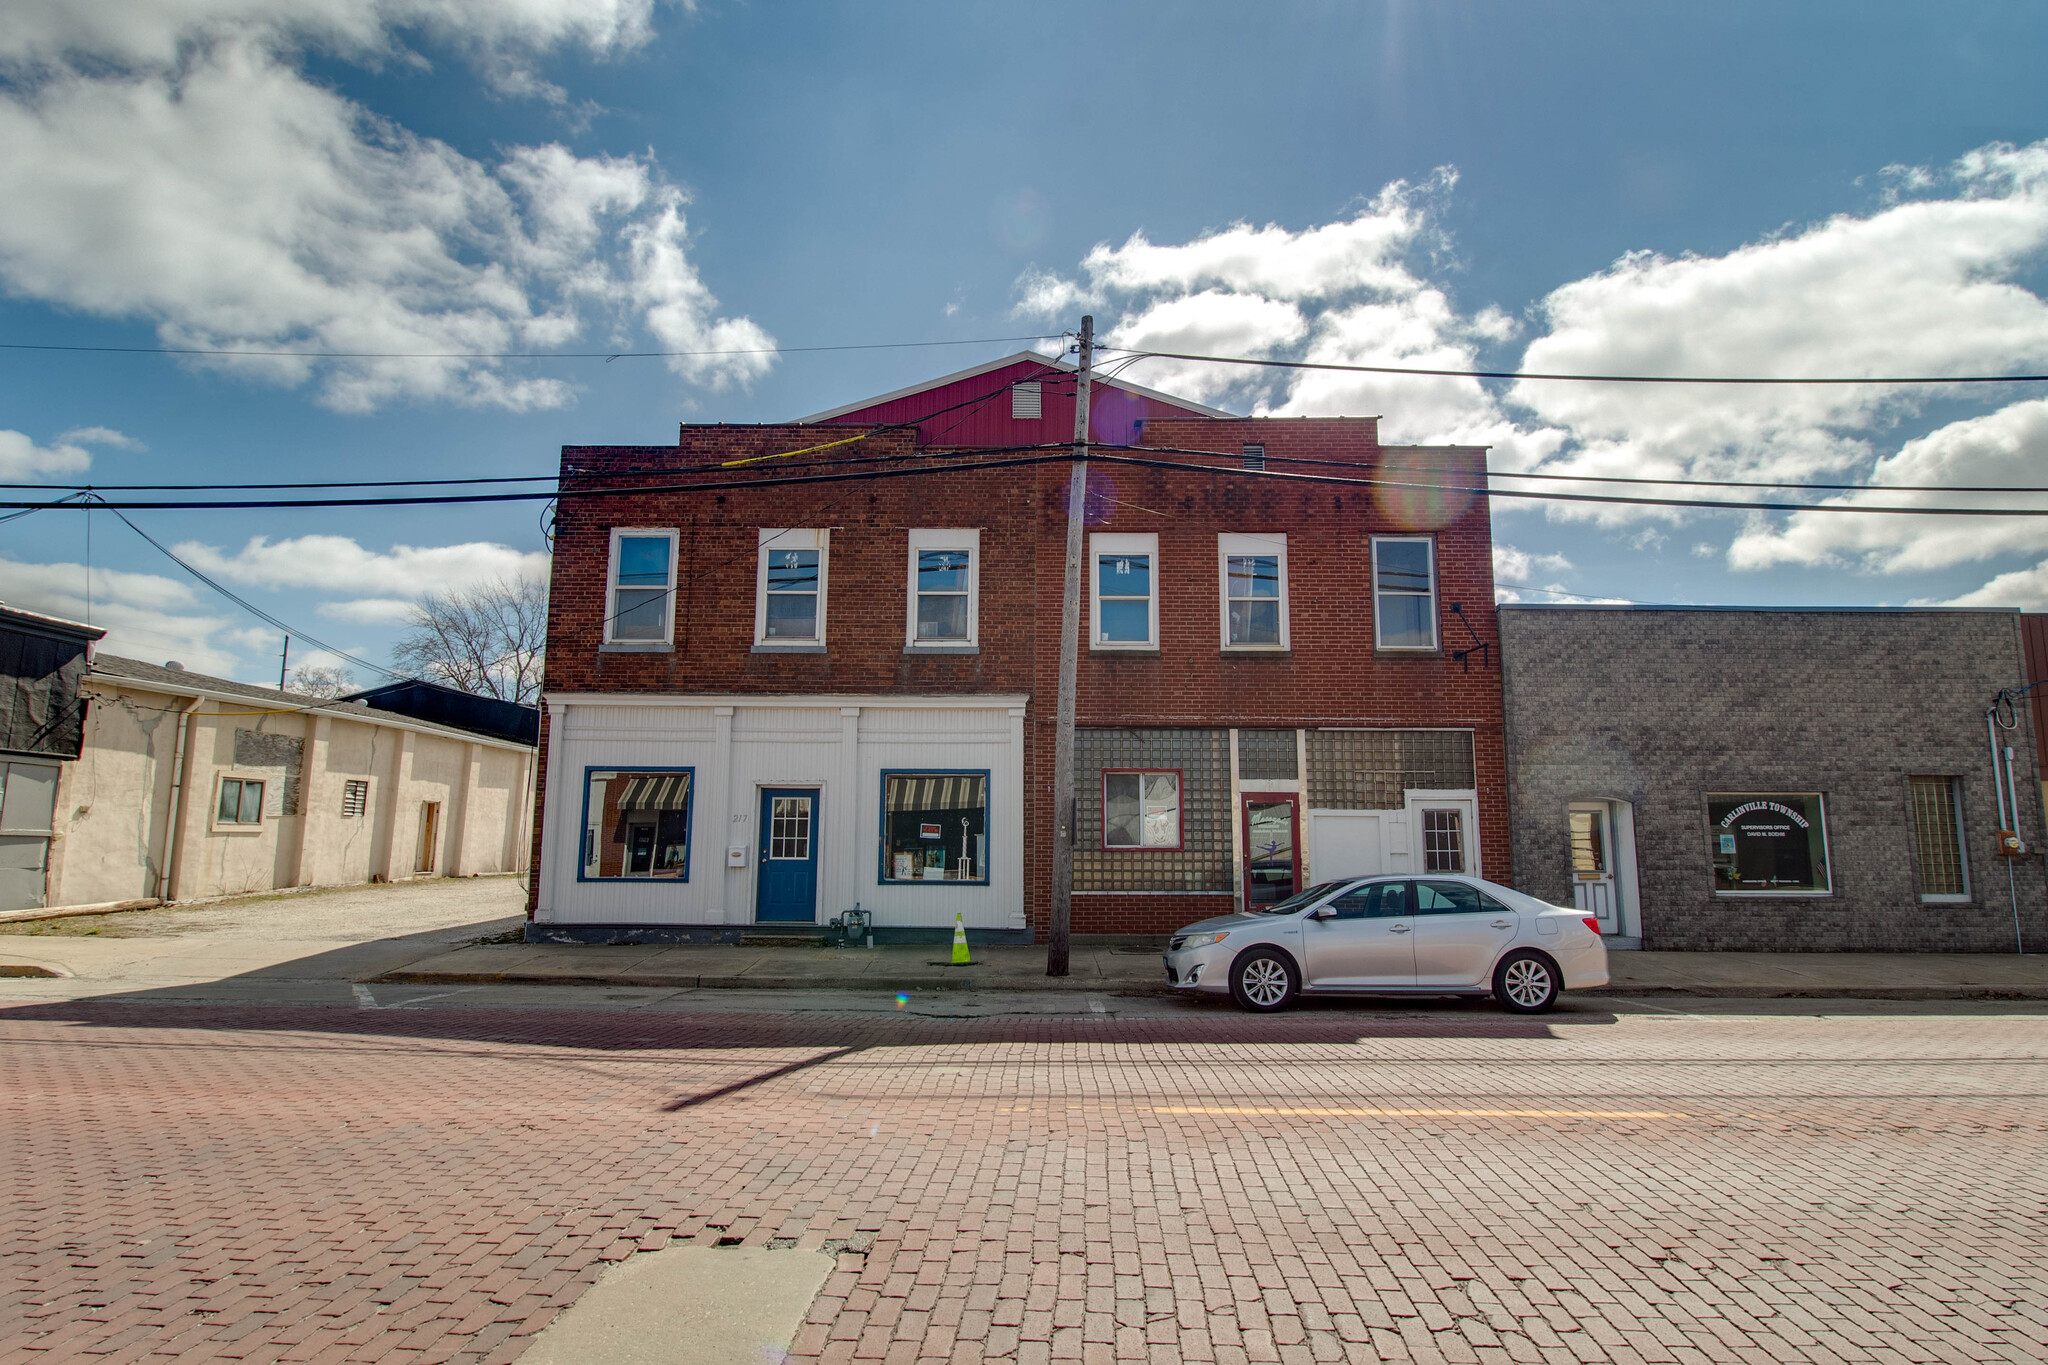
[1163, 874, 1609, 1012]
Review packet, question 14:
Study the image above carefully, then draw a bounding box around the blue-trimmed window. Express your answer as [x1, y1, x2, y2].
[880, 770, 990, 884]
[580, 767, 693, 881]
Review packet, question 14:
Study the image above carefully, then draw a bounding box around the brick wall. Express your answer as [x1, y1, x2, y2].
[532, 419, 1511, 934]
[1500, 606, 2048, 951]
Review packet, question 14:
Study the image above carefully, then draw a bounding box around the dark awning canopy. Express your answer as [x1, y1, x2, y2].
[617, 773, 691, 811]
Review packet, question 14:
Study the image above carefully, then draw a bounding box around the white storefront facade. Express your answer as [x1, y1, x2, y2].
[532, 692, 1030, 941]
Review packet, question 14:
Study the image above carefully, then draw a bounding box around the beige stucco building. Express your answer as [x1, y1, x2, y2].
[46, 655, 535, 908]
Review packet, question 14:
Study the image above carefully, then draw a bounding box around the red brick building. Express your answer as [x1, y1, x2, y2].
[529, 354, 1507, 941]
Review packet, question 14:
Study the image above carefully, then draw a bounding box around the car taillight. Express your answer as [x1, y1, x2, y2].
[1582, 917, 1601, 934]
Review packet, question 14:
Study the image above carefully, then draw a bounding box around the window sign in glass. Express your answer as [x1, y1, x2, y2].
[1244, 799, 1296, 906]
[217, 778, 264, 825]
[1706, 794, 1830, 894]
[582, 769, 692, 879]
[882, 772, 989, 883]
[1226, 554, 1281, 645]
[1103, 771, 1182, 848]
[1372, 538, 1436, 649]
[764, 548, 821, 639]
[916, 549, 971, 640]
[1096, 553, 1151, 643]
[610, 534, 672, 641]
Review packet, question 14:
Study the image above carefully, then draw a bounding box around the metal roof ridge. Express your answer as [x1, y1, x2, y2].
[792, 350, 1237, 423]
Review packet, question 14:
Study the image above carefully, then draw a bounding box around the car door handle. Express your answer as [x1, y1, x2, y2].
[1490, 920, 1513, 928]
[1387, 923, 1410, 933]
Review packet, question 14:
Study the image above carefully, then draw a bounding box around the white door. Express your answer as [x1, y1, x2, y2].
[1569, 803, 1618, 932]
[1304, 811, 1383, 883]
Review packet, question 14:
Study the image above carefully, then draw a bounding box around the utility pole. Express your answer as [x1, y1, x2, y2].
[279, 635, 290, 692]
[1048, 315, 1093, 976]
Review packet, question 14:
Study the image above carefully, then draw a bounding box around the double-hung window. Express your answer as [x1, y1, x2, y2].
[906, 528, 979, 649]
[755, 528, 829, 648]
[1371, 536, 1437, 650]
[606, 528, 678, 647]
[1218, 533, 1288, 650]
[1090, 532, 1159, 650]
[1102, 770, 1182, 849]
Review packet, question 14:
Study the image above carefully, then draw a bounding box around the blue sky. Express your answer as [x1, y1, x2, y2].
[4, 1, 2048, 684]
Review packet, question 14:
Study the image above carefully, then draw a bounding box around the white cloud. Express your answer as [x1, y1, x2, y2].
[1493, 545, 1572, 580]
[0, 556, 250, 674]
[0, 425, 137, 479]
[1943, 563, 2048, 609]
[0, 0, 768, 412]
[317, 597, 419, 623]
[1020, 140, 2048, 605]
[175, 534, 549, 596]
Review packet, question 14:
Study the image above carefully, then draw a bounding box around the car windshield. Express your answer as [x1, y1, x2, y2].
[1245, 880, 1350, 915]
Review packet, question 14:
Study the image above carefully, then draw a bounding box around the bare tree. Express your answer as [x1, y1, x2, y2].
[288, 664, 356, 700]
[391, 575, 547, 704]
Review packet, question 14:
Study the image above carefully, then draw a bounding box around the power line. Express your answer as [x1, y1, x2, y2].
[0, 333, 1066, 361]
[1100, 346, 2048, 386]
[1494, 581, 1626, 602]
[14, 448, 2048, 516]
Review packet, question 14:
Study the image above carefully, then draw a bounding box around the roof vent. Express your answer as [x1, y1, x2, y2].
[1242, 443, 1266, 471]
[164, 660, 185, 671]
[1011, 381, 1042, 420]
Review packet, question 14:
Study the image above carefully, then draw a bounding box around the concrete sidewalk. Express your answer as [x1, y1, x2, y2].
[375, 938, 2048, 998]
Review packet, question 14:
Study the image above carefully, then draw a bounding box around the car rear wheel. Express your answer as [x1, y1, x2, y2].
[1230, 949, 1298, 1012]
[1493, 950, 1559, 1013]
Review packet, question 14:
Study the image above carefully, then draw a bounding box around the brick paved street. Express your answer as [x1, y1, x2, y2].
[5, 996, 2046, 1364]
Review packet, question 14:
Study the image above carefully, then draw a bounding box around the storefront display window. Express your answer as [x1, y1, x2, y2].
[582, 768, 692, 880]
[1706, 793, 1830, 894]
[882, 771, 989, 883]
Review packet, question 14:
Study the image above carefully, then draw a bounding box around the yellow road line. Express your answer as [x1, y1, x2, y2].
[1154, 1106, 1682, 1119]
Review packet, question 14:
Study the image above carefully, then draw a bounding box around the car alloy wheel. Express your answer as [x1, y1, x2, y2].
[1493, 950, 1558, 1013]
[1231, 949, 1297, 1012]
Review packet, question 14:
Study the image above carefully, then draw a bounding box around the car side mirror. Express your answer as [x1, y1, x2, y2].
[1308, 905, 1336, 920]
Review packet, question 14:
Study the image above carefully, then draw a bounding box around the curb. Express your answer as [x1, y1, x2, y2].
[1587, 985, 2048, 1000]
[370, 969, 1169, 994]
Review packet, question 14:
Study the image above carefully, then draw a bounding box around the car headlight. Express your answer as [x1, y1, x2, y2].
[1175, 931, 1229, 950]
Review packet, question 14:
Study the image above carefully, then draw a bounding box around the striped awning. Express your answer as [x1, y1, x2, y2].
[617, 773, 691, 811]
[885, 774, 987, 813]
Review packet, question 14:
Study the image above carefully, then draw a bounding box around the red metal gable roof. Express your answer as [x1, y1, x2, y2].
[791, 351, 1231, 450]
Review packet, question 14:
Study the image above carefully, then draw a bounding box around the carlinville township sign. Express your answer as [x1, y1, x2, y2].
[1708, 795, 1830, 894]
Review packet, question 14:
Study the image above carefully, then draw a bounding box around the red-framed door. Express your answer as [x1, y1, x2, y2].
[1240, 793, 1302, 911]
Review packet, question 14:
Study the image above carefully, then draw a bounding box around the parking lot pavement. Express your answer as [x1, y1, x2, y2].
[4, 995, 2045, 1364]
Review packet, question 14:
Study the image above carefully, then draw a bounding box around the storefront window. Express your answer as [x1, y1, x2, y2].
[882, 771, 989, 883]
[582, 769, 692, 880]
[1706, 793, 1830, 894]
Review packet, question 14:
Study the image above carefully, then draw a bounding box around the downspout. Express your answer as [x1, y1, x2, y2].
[155, 696, 206, 901]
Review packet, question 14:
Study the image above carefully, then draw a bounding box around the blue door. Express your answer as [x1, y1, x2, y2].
[756, 788, 820, 922]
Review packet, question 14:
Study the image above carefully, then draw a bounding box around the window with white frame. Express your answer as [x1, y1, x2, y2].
[1218, 533, 1287, 649]
[755, 528, 828, 646]
[906, 528, 979, 647]
[1102, 770, 1182, 849]
[1090, 532, 1158, 649]
[1371, 536, 1437, 650]
[606, 528, 678, 645]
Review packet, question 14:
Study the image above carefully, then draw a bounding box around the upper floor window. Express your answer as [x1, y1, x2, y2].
[1091, 532, 1158, 650]
[606, 528, 678, 645]
[1371, 536, 1437, 650]
[906, 528, 980, 648]
[755, 528, 829, 647]
[1219, 533, 1288, 650]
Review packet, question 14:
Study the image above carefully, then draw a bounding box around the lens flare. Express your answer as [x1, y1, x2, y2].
[1371, 447, 1477, 530]
[894, 992, 910, 1008]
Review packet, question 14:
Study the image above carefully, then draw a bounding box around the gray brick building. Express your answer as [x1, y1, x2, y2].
[1500, 606, 2045, 952]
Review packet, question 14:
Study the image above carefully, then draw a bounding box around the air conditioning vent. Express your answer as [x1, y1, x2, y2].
[1011, 381, 1042, 420]
[1242, 443, 1266, 471]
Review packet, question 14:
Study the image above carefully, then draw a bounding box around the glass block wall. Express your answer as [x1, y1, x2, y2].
[1074, 728, 1233, 892]
[1306, 730, 1475, 810]
[1235, 728, 1298, 781]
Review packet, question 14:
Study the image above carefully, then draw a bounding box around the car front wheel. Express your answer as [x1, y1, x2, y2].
[1230, 949, 1298, 1012]
[1493, 950, 1559, 1013]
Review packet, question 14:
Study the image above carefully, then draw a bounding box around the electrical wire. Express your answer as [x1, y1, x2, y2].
[0, 333, 1067, 361]
[1098, 346, 2048, 386]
